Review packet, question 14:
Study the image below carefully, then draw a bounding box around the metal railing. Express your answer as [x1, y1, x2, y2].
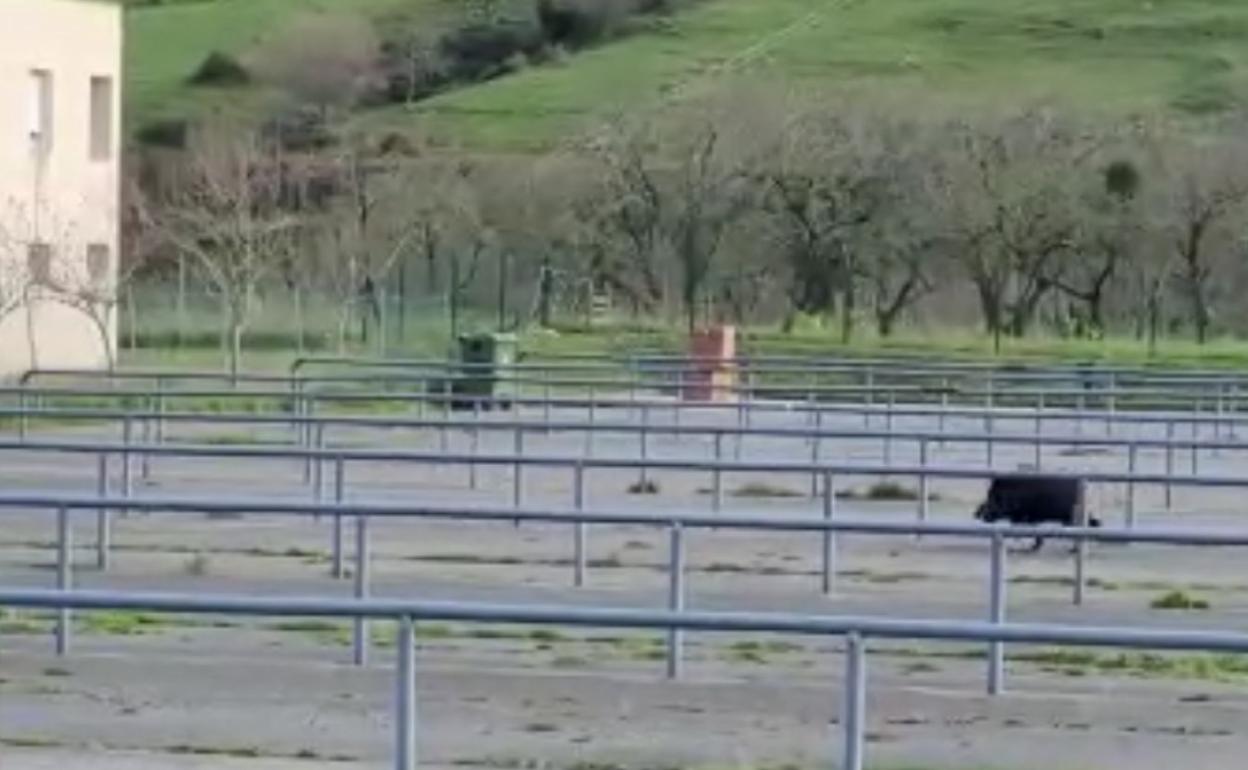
[10, 381, 1248, 439]
[5, 586, 1248, 770]
[1, 422, 1243, 528]
[12, 367, 1247, 415]
[289, 351, 1248, 383]
[9, 489, 1248, 684]
[5, 402, 1244, 513]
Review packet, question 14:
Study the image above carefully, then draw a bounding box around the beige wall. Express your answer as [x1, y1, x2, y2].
[0, 0, 122, 378]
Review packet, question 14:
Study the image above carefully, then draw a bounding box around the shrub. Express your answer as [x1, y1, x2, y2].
[439, 20, 547, 82]
[627, 478, 660, 494]
[135, 118, 188, 149]
[1151, 590, 1210, 611]
[538, 0, 631, 48]
[186, 51, 251, 87]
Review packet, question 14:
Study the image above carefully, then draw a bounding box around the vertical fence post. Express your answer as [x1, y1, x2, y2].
[666, 523, 686, 680]
[395, 615, 416, 770]
[987, 528, 1007, 696]
[574, 461, 587, 588]
[1165, 420, 1174, 510]
[1190, 419, 1200, 476]
[712, 433, 724, 513]
[639, 405, 651, 488]
[809, 430, 821, 498]
[863, 368, 874, 425]
[56, 505, 72, 657]
[312, 427, 325, 507]
[822, 472, 837, 595]
[986, 409, 995, 468]
[985, 375, 995, 432]
[841, 631, 866, 770]
[883, 391, 894, 466]
[467, 401, 481, 487]
[141, 397, 153, 481]
[121, 416, 133, 516]
[1126, 442, 1138, 529]
[154, 380, 166, 469]
[299, 382, 312, 483]
[1216, 385, 1226, 446]
[918, 440, 930, 526]
[1072, 476, 1089, 607]
[18, 383, 28, 440]
[469, 419, 480, 491]
[354, 513, 371, 666]
[543, 374, 553, 430]
[586, 386, 596, 457]
[96, 454, 110, 572]
[332, 456, 346, 579]
[439, 405, 449, 454]
[1033, 401, 1043, 468]
[938, 380, 949, 443]
[513, 429, 524, 508]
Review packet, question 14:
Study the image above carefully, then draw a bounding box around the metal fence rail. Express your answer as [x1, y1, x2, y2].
[6, 402, 1244, 511]
[10, 382, 1248, 436]
[5, 586, 1248, 770]
[10, 370, 1246, 414]
[0, 432, 1241, 530]
[9, 489, 1248, 684]
[289, 351, 1248, 384]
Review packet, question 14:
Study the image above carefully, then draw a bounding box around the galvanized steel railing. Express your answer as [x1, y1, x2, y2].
[4, 586, 1248, 770]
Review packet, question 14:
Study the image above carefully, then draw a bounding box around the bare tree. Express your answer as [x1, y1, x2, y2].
[590, 102, 758, 332]
[760, 106, 894, 341]
[585, 123, 668, 315]
[1055, 157, 1144, 337]
[934, 110, 1091, 351]
[666, 119, 755, 332]
[1154, 136, 1248, 344]
[254, 12, 381, 121]
[42, 229, 149, 372]
[378, 7, 448, 104]
[149, 124, 300, 377]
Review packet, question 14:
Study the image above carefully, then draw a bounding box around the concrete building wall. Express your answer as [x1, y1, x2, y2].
[0, 0, 122, 378]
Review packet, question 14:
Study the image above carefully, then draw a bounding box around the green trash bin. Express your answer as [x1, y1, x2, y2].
[452, 332, 517, 410]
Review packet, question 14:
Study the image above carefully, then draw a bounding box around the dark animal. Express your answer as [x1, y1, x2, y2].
[974, 474, 1101, 551]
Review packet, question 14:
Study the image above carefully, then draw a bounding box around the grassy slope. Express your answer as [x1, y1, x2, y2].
[124, 0, 425, 124]
[381, 0, 1248, 149]
[129, 0, 1248, 143]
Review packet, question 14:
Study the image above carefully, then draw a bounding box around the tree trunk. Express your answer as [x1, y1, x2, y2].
[839, 282, 855, 344]
[1147, 288, 1162, 358]
[293, 285, 305, 355]
[335, 309, 351, 354]
[228, 318, 243, 382]
[496, 250, 509, 332]
[23, 287, 39, 371]
[1192, 285, 1211, 344]
[397, 261, 408, 345]
[127, 284, 138, 352]
[176, 258, 187, 349]
[1087, 288, 1105, 336]
[376, 283, 388, 356]
[538, 258, 553, 328]
[449, 252, 461, 342]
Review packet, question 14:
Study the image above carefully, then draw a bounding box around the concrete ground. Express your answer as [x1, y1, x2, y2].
[3, 402, 1248, 769]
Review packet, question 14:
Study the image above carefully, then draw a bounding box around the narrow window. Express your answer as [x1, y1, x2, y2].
[89, 76, 113, 161]
[28, 69, 54, 153]
[87, 243, 111, 289]
[27, 243, 52, 285]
